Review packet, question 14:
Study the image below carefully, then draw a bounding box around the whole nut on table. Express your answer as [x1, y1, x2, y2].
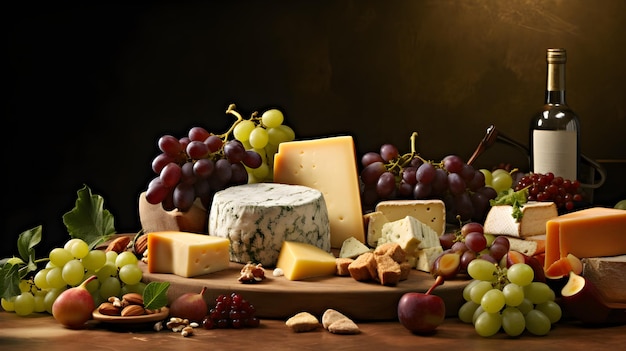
[122, 292, 144, 306]
[121, 304, 146, 317]
[98, 302, 121, 316]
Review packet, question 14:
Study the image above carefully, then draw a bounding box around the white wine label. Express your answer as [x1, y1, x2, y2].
[532, 129, 577, 180]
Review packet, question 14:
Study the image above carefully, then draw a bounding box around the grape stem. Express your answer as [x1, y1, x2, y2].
[386, 132, 429, 173]
[426, 274, 445, 295]
[223, 104, 263, 141]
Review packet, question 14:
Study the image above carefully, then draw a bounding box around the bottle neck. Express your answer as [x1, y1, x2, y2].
[546, 61, 566, 105]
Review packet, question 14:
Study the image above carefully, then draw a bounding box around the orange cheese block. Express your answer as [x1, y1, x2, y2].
[147, 231, 230, 278]
[273, 135, 365, 248]
[544, 207, 626, 270]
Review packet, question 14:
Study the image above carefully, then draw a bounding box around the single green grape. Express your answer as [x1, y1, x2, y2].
[249, 127, 269, 149]
[523, 282, 554, 305]
[105, 250, 118, 263]
[517, 298, 534, 315]
[458, 300, 480, 323]
[66, 238, 89, 259]
[463, 279, 482, 302]
[481, 289, 506, 313]
[44, 288, 65, 314]
[267, 126, 291, 145]
[83, 271, 100, 293]
[472, 305, 485, 324]
[233, 119, 256, 142]
[33, 290, 47, 313]
[119, 263, 143, 285]
[49, 247, 73, 267]
[469, 280, 493, 305]
[115, 251, 138, 268]
[502, 283, 524, 307]
[62, 259, 85, 286]
[491, 169, 513, 193]
[1, 297, 16, 312]
[14, 292, 35, 316]
[501, 306, 526, 337]
[535, 300, 562, 324]
[99, 276, 121, 299]
[261, 109, 284, 128]
[82, 249, 106, 271]
[46, 267, 67, 289]
[474, 311, 502, 337]
[507, 263, 534, 286]
[96, 262, 118, 281]
[525, 309, 551, 336]
[120, 282, 147, 295]
[467, 259, 497, 281]
[34, 268, 50, 290]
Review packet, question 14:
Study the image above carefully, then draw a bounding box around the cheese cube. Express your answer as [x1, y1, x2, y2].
[364, 211, 387, 247]
[378, 215, 440, 255]
[483, 201, 557, 238]
[544, 207, 626, 270]
[276, 241, 337, 280]
[147, 232, 230, 278]
[339, 236, 372, 259]
[374, 200, 446, 236]
[273, 136, 365, 248]
[415, 246, 443, 272]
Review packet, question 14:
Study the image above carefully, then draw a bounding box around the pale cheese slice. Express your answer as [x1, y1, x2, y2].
[273, 136, 364, 248]
[378, 215, 440, 255]
[364, 211, 387, 247]
[483, 201, 557, 238]
[374, 199, 446, 235]
[339, 236, 372, 258]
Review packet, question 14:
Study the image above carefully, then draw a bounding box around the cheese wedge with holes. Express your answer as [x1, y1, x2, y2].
[273, 136, 364, 248]
[544, 207, 626, 270]
[484, 201, 557, 238]
[147, 231, 230, 278]
[374, 200, 446, 236]
[276, 241, 338, 280]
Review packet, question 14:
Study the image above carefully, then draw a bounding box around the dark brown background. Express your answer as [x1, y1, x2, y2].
[3, 0, 625, 258]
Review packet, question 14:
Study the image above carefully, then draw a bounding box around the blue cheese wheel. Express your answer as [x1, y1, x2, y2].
[208, 183, 331, 267]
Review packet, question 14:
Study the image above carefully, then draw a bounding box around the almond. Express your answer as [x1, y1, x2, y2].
[121, 304, 145, 317]
[105, 236, 131, 254]
[98, 302, 121, 316]
[133, 234, 148, 256]
[122, 292, 144, 306]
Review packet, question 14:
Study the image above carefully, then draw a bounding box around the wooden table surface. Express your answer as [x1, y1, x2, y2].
[1, 310, 624, 351]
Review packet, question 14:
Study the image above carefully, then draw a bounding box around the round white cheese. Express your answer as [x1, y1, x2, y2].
[208, 183, 331, 267]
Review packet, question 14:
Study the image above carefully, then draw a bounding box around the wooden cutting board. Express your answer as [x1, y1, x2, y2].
[140, 261, 469, 321]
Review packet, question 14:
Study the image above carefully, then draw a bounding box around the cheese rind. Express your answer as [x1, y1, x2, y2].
[146, 231, 230, 278]
[273, 136, 364, 248]
[275, 241, 337, 280]
[544, 207, 626, 270]
[208, 183, 330, 267]
[582, 255, 626, 304]
[483, 201, 557, 238]
[374, 200, 446, 236]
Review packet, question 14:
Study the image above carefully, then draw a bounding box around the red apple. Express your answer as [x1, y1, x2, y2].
[397, 275, 446, 334]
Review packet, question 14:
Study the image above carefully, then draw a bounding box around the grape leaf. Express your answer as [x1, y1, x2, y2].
[17, 225, 42, 273]
[143, 281, 170, 310]
[62, 184, 116, 249]
[0, 262, 21, 299]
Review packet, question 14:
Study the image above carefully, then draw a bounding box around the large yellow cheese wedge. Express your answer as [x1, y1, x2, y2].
[276, 241, 337, 281]
[147, 231, 230, 278]
[273, 136, 365, 248]
[544, 207, 626, 270]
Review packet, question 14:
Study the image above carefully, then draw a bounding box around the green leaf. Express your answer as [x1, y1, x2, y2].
[17, 226, 42, 273]
[62, 184, 116, 249]
[142, 281, 170, 310]
[490, 187, 529, 222]
[0, 263, 22, 299]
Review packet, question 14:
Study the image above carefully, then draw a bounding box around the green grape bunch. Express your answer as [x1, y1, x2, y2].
[458, 259, 561, 337]
[145, 104, 295, 212]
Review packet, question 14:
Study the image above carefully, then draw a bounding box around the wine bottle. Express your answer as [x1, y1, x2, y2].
[529, 48, 580, 181]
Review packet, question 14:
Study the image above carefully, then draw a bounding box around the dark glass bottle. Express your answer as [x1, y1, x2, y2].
[529, 48, 580, 181]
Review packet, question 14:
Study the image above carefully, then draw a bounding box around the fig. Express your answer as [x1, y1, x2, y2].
[431, 252, 460, 279]
[169, 286, 208, 322]
[52, 275, 97, 329]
